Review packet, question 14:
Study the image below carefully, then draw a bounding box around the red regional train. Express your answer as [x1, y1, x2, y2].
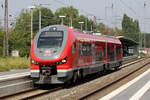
[30, 25, 122, 84]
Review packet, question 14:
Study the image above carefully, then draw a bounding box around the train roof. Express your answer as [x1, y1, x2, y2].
[71, 28, 121, 44]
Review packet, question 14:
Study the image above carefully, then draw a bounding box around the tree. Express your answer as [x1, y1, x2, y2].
[121, 14, 140, 42]
[76, 15, 87, 30]
[9, 7, 55, 57]
[146, 34, 150, 48]
[75, 15, 94, 31]
[55, 6, 94, 31]
[96, 23, 121, 36]
[33, 7, 56, 33]
[96, 23, 106, 34]
[0, 29, 4, 56]
[55, 6, 79, 26]
[9, 9, 31, 57]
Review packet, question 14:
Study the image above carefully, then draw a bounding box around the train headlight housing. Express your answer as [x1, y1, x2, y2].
[54, 58, 67, 65]
[62, 58, 67, 63]
[31, 59, 39, 65]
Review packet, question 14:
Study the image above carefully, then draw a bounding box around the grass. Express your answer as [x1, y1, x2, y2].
[0, 57, 30, 72]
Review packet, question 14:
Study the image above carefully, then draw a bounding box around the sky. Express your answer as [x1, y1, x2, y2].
[0, 0, 150, 33]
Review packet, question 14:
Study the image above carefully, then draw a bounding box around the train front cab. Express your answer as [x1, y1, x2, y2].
[30, 25, 75, 84]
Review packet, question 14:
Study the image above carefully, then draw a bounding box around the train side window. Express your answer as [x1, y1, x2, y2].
[107, 47, 110, 56]
[79, 43, 83, 56]
[72, 43, 76, 54]
[116, 46, 121, 54]
[72, 44, 74, 54]
[96, 43, 99, 46]
[103, 47, 106, 57]
[95, 52, 102, 61]
[79, 43, 91, 56]
[86, 43, 92, 56]
[110, 51, 115, 61]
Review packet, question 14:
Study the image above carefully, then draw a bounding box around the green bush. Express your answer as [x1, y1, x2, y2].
[0, 57, 30, 72]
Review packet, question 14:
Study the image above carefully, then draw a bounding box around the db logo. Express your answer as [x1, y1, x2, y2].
[44, 50, 51, 54]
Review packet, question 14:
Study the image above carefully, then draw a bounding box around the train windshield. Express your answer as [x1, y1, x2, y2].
[37, 31, 63, 48]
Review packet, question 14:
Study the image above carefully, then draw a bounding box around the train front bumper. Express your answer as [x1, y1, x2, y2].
[31, 69, 73, 84]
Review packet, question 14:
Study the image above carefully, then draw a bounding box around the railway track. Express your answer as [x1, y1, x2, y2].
[121, 56, 148, 69]
[80, 56, 150, 99]
[0, 85, 63, 100]
[0, 56, 149, 100]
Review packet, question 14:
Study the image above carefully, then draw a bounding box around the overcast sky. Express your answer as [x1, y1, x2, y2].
[0, 0, 150, 33]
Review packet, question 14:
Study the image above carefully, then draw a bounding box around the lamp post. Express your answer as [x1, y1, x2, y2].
[78, 21, 84, 31]
[28, 6, 35, 45]
[39, 8, 41, 31]
[59, 16, 66, 25]
[39, 4, 51, 32]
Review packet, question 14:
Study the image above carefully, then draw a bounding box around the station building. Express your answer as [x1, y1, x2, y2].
[117, 36, 138, 61]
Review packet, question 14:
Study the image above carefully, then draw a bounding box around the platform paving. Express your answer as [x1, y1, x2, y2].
[100, 68, 150, 100]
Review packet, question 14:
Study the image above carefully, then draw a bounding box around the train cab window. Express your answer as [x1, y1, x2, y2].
[37, 31, 63, 48]
[79, 43, 91, 56]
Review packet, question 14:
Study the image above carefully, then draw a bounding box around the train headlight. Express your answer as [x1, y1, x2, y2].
[61, 58, 67, 63]
[54, 58, 67, 65]
[31, 59, 39, 65]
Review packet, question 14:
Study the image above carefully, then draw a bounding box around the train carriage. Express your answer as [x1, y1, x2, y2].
[30, 25, 122, 84]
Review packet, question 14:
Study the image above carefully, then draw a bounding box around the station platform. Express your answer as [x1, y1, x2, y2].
[100, 68, 150, 100]
[0, 69, 29, 76]
[0, 69, 29, 81]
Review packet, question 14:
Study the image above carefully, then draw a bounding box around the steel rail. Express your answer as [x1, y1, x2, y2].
[79, 57, 150, 99]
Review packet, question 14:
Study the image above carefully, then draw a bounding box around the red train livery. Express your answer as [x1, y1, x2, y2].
[30, 25, 122, 84]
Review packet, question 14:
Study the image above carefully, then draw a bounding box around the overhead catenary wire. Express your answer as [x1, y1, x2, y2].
[119, 0, 138, 18]
[52, 0, 99, 18]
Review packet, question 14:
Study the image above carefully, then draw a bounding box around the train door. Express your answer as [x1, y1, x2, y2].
[107, 44, 110, 61]
[114, 44, 116, 61]
[110, 43, 115, 62]
[103, 43, 107, 62]
[71, 42, 77, 68]
[104, 42, 108, 62]
[91, 42, 96, 64]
